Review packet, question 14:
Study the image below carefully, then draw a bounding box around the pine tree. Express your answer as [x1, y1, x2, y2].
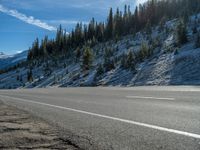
[177, 20, 188, 46]
[27, 69, 33, 82]
[96, 64, 104, 76]
[27, 0, 200, 61]
[44, 62, 52, 75]
[138, 42, 151, 61]
[75, 47, 81, 62]
[27, 48, 33, 60]
[82, 47, 93, 70]
[126, 51, 135, 70]
[32, 38, 39, 58]
[103, 48, 115, 72]
[114, 8, 123, 38]
[103, 58, 110, 71]
[55, 25, 63, 51]
[145, 20, 152, 34]
[195, 33, 200, 48]
[40, 36, 48, 57]
[193, 26, 198, 34]
[16, 75, 20, 81]
[134, 6, 139, 31]
[121, 53, 127, 68]
[121, 51, 135, 70]
[88, 18, 95, 41]
[106, 8, 113, 39]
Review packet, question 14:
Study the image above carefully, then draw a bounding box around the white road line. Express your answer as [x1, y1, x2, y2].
[0, 95, 199, 139]
[126, 96, 175, 101]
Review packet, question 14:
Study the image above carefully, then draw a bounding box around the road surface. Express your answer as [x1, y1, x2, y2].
[0, 86, 200, 150]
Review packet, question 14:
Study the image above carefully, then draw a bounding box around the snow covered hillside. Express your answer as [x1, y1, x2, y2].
[0, 15, 200, 89]
[0, 51, 28, 70]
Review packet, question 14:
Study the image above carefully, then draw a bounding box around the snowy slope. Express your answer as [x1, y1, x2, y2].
[0, 51, 28, 70]
[0, 15, 200, 89]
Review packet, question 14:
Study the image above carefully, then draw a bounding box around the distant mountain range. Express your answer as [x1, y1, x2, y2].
[0, 51, 28, 70]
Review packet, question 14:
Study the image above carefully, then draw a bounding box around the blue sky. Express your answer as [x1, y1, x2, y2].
[0, 0, 146, 54]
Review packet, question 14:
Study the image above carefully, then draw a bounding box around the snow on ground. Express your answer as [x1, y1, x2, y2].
[1, 16, 200, 89]
[0, 51, 28, 70]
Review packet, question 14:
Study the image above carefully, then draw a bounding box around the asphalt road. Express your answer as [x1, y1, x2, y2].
[0, 86, 200, 150]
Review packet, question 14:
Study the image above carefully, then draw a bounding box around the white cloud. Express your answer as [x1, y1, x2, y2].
[136, 0, 147, 6]
[0, 4, 57, 31]
[48, 20, 89, 25]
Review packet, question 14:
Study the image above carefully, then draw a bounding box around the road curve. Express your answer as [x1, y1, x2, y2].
[0, 86, 200, 150]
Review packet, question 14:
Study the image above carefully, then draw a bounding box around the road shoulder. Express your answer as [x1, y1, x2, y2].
[0, 100, 80, 149]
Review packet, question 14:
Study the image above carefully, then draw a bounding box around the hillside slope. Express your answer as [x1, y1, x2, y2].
[0, 16, 200, 89]
[0, 51, 28, 70]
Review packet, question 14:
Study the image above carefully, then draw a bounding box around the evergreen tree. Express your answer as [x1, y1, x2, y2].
[138, 42, 151, 61]
[27, 69, 33, 82]
[114, 8, 123, 38]
[193, 26, 198, 34]
[75, 47, 81, 62]
[105, 59, 115, 72]
[103, 48, 115, 71]
[177, 20, 188, 45]
[16, 75, 20, 81]
[96, 64, 104, 76]
[126, 51, 135, 70]
[134, 6, 139, 31]
[121, 51, 135, 70]
[27, 48, 33, 60]
[55, 25, 64, 51]
[121, 53, 127, 68]
[27, 0, 200, 61]
[145, 20, 152, 34]
[40, 36, 48, 57]
[82, 47, 93, 70]
[106, 8, 113, 39]
[195, 33, 200, 48]
[44, 62, 52, 75]
[88, 18, 95, 41]
[32, 38, 39, 58]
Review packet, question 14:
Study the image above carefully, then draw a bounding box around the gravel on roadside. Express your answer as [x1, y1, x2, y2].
[0, 100, 80, 150]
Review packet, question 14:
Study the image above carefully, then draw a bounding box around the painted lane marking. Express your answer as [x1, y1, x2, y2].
[0, 95, 199, 139]
[126, 96, 175, 101]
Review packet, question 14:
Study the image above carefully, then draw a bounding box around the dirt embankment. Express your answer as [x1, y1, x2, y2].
[0, 101, 80, 150]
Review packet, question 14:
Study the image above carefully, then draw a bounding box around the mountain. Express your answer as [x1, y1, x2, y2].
[0, 52, 4, 55]
[1, 14, 200, 89]
[0, 51, 28, 70]
[0, 0, 200, 89]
